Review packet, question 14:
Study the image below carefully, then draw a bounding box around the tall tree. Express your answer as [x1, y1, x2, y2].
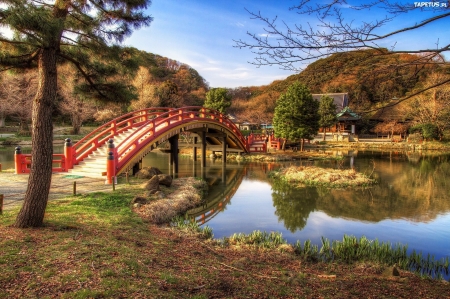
[0, 0, 152, 227]
[204, 88, 231, 114]
[318, 95, 337, 141]
[58, 65, 97, 134]
[130, 67, 159, 110]
[0, 71, 36, 134]
[273, 82, 319, 151]
[407, 72, 450, 140]
[156, 80, 180, 108]
[235, 1, 450, 103]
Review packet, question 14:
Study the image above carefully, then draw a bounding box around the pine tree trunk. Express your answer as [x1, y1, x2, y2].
[14, 48, 57, 228]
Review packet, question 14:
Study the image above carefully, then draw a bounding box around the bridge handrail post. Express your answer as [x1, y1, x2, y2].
[106, 139, 115, 185]
[110, 120, 117, 136]
[14, 146, 24, 174]
[64, 138, 74, 170]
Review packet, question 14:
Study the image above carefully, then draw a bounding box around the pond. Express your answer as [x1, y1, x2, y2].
[1, 147, 449, 275]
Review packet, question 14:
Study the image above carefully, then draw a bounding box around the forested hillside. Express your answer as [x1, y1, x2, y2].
[1, 48, 448, 136]
[228, 49, 446, 124]
[0, 47, 209, 134]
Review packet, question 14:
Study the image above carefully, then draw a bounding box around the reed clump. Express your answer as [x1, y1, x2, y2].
[170, 216, 213, 239]
[294, 235, 449, 280]
[221, 230, 287, 249]
[217, 231, 448, 280]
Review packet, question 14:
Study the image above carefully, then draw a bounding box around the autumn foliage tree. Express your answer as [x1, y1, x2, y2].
[0, 71, 37, 134]
[58, 66, 98, 134]
[0, 0, 152, 227]
[407, 72, 450, 140]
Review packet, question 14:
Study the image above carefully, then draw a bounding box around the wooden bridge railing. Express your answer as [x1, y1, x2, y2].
[14, 107, 249, 182]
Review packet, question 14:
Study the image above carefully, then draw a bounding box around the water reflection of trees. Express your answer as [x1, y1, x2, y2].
[271, 179, 317, 232]
[317, 153, 450, 222]
[268, 153, 450, 230]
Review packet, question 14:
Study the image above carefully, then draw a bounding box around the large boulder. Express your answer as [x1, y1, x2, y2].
[135, 167, 162, 179]
[157, 174, 173, 187]
[144, 175, 160, 194]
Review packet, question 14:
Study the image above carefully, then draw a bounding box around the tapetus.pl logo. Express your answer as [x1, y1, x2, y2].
[413, 1, 448, 7]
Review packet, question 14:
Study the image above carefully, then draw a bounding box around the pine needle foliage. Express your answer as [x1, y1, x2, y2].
[273, 82, 320, 148]
[0, 0, 152, 227]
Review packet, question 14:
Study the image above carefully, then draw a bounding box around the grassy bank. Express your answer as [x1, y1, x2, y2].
[270, 165, 376, 188]
[1, 184, 449, 298]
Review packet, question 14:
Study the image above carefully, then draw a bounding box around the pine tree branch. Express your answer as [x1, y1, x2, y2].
[58, 52, 108, 99]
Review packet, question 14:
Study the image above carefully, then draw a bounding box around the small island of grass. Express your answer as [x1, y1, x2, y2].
[270, 165, 376, 188]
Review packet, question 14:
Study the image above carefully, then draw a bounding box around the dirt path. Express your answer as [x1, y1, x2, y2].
[0, 172, 123, 211]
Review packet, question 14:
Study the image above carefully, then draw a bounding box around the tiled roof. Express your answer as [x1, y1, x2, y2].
[312, 93, 349, 112]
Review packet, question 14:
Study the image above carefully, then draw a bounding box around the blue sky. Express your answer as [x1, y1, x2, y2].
[125, 0, 449, 88]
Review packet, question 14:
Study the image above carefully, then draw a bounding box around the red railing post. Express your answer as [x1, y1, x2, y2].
[106, 139, 115, 184]
[64, 138, 73, 170]
[14, 146, 23, 174]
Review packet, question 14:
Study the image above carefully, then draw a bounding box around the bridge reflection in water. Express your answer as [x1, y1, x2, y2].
[184, 162, 276, 225]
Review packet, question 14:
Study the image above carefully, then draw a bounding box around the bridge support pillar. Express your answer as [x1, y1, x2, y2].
[132, 159, 142, 175]
[193, 136, 197, 161]
[201, 131, 206, 168]
[192, 161, 197, 177]
[222, 136, 227, 165]
[169, 135, 179, 174]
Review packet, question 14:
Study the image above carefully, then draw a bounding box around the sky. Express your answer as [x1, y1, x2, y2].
[124, 0, 450, 88]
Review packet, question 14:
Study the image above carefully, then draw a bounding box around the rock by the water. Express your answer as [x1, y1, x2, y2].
[157, 174, 173, 187]
[145, 175, 160, 193]
[383, 265, 401, 277]
[131, 196, 148, 205]
[155, 191, 166, 199]
[135, 167, 162, 179]
[392, 265, 400, 276]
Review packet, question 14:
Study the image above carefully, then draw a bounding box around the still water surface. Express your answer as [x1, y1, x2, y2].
[1, 148, 449, 265]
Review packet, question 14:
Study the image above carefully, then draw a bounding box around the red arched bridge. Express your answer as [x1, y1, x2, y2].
[14, 107, 282, 183]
